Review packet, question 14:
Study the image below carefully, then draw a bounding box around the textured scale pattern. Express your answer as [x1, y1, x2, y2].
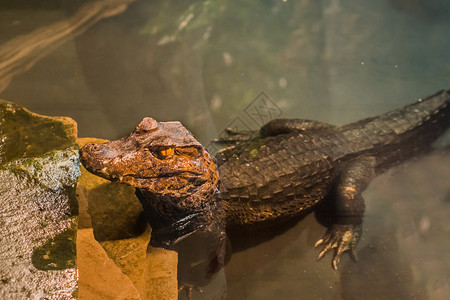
[218, 131, 338, 226]
[217, 90, 450, 227]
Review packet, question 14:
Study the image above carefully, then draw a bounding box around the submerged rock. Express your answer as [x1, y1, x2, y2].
[77, 138, 178, 300]
[0, 100, 78, 298]
[77, 228, 141, 300]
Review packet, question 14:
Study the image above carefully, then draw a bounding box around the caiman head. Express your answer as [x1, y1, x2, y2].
[79, 117, 219, 215]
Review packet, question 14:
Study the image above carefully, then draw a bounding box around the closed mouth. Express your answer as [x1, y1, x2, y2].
[122, 171, 202, 180]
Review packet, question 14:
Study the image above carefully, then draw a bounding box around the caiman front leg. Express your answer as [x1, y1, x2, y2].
[214, 128, 258, 145]
[315, 156, 375, 269]
[260, 118, 334, 136]
[215, 118, 334, 145]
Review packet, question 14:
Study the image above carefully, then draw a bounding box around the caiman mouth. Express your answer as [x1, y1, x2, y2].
[122, 170, 202, 180]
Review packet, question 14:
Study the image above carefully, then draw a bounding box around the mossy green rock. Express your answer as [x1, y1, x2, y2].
[0, 100, 78, 298]
[0, 100, 77, 166]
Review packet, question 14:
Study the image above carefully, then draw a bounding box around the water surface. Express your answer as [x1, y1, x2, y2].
[1, 0, 449, 299]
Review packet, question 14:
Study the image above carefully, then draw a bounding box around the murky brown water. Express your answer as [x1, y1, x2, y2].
[1, 0, 449, 299]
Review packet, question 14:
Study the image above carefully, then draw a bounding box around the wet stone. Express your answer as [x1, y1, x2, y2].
[0, 100, 77, 166]
[0, 100, 78, 299]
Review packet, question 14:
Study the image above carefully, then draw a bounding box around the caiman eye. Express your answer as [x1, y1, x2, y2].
[156, 147, 174, 158]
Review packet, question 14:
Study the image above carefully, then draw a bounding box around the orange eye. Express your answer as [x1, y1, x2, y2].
[157, 147, 174, 157]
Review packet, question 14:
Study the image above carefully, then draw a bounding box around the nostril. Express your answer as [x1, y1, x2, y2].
[79, 144, 102, 159]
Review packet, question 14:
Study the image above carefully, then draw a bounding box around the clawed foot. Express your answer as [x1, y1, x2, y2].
[178, 283, 203, 300]
[314, 224, 362, 270]
[213, 128, 257, 144]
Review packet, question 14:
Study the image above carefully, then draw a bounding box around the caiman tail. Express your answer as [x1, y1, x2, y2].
[338, 89, 450, 170]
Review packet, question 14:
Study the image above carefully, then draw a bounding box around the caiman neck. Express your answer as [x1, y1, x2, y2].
[149, 183, 219, 216]
[135, 183, 223, 245]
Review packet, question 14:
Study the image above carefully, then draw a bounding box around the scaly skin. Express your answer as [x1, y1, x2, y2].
[80, 89, 450, 269]
[80, 118, 221, 244]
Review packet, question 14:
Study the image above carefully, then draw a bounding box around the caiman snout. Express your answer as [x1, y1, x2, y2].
[79, 142, 113, 172]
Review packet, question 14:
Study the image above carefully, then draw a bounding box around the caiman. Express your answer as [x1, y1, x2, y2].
[80, 90, 450, 269]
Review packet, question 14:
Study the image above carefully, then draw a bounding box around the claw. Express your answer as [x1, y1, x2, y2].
[317, 249, 326, 260]
[332, 257, 339, 270]
[314, 239, 324, 248]
[315, 224, 362, 269]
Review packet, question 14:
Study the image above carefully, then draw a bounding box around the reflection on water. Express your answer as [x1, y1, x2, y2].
[1, 0, 449, 299]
